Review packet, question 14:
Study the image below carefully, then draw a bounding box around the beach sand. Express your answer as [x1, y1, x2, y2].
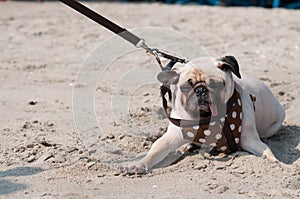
[0, 1, 299, 198]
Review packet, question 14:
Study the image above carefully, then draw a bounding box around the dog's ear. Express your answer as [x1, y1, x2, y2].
[157, 70, 180, 84]
[217, 55, 241, 79]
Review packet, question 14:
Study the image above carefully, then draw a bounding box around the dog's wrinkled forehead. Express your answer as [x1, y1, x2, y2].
[178, 57, 221, 82]
[157, 56, 240, 85]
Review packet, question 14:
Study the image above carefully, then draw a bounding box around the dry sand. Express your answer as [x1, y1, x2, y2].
[0, 1, 300, 198]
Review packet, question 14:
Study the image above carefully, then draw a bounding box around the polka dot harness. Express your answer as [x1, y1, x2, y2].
[161, 85, 255, 153]
[181, 90, 243, 153]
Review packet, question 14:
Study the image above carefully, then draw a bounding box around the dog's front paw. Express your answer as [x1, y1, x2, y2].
[119, 161, 149, 175]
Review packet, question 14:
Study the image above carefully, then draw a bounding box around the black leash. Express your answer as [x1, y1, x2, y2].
[60, 0, 245, 153]
[59, 0, 187, 71]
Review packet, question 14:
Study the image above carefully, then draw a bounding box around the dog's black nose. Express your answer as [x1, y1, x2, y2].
[195, 86, 208, 98]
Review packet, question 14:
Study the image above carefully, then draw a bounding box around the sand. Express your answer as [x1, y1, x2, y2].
[0, 1, 299, 198]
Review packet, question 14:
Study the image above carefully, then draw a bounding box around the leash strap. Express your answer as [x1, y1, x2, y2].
[59, 0, 187, 71]
[60, 0, 142, 47]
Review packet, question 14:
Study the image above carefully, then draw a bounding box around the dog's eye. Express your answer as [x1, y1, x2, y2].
[187, 79, 193, 86]
[180, 83, 192, 93]
[208, 79, 225, 89]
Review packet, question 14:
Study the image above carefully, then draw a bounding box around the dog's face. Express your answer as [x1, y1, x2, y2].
[157, 56, 241, 120]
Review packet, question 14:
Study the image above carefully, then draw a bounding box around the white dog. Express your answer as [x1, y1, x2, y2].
[120, 56, 285, 174]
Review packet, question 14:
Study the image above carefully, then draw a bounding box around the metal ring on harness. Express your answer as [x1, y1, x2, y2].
[142, 46, 187, 71]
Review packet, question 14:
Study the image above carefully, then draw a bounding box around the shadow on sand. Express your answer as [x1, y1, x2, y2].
[0, 166, 44, 195]
[264, 125, 300, 164]
[204, 125, 300, 164]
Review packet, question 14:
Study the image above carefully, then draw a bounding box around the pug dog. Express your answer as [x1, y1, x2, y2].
[120, 56, 285, 174]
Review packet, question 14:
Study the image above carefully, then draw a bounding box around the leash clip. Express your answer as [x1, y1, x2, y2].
[138, 39, 188, 71]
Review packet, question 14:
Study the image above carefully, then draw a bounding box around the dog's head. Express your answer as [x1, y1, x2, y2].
[157, 56, 241, 120]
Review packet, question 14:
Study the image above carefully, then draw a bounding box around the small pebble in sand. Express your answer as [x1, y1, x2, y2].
[107, 134, 115, 139]
[28, 101, 38, 105]
[87, 161, 96, 168]
[54, 154, 66, 163]
[27, 155, 36, 163]
[216, 185, 229, 194]
[97, 173, 105, 178]
[119, 134, 125, 140]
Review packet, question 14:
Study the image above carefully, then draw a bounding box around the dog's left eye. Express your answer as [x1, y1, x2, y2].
[180, 83, 192, 93]
[208, 79, 225, 88]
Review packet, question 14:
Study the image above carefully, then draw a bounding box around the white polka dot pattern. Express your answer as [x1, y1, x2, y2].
[210, 143, 217, 147]
[238, 98, 241, 106]
[230, 124, 235, 130]
[238, 126, 242, 133]
[232, 111, 237, 118]
[187, 131, 194, 138]
[215, 134, 222, 140]
[179, 89, 246, 154]
[204, 130, 211, 136]
[220, 146, 227, 151]
[199, 138, 206, 143]
[193, 125, 199, 129]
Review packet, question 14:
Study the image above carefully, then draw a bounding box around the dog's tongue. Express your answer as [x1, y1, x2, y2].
[209, 103, 218, 116]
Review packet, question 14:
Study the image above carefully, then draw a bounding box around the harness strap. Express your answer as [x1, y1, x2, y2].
[226, 89, 237, 114]
[222, 90, 239, 152]
[222, 119, 239, 152]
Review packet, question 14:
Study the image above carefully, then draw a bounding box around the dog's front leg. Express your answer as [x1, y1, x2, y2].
[120, 124, 188, 174]
[240, 126, 278, 162]
[239, 98, 278, 162]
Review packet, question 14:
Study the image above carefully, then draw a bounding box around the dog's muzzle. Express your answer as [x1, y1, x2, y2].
[193, 85, 209, 106]
[193, 83, 209, 106]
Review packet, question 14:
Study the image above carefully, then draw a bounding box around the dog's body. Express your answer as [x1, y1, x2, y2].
[120, 56, 285, 174]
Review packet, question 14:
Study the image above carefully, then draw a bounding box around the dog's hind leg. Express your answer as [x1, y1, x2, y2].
[239, 96, 279, 162]
[261, 107, 285, 139]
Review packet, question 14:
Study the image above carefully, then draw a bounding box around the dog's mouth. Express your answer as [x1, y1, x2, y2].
[198, 102, 218, 117]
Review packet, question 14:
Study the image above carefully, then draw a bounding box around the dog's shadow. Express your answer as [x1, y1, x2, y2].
[263, 125, 300, 165]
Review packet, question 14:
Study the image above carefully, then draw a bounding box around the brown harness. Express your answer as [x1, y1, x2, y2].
[160, 85, 255, 153]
